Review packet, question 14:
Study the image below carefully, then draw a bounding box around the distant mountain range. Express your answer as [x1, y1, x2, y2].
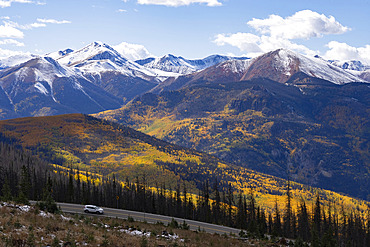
[151, 49, 367, 94]
[135, 54, 249, 74]
[0, 43, 368, 121]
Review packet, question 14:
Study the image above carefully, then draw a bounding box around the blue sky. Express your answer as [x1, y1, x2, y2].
[0, 0, 369, 62]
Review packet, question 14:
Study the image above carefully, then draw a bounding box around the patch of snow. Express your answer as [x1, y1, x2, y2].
[18, 205, 31, 212]
[46, 49, 74, 60]
[160, 232, 180, 240]
[219, 59, 253, 74]
[34, 82, 48, 95]
[60, 215, 72, 221]
[39, 211, 52, 217]
[276, 49, 294, 76]
[119, 229, 151, 238]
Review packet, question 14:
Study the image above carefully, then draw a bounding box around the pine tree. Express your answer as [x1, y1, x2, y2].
[366, 205, 370, 247]
[236, 191, 245, 229]
[268, 213, 273, 235]
[313, 193, 321, 237]
[247, 190, 257, 234]
[311, 193, 322, 247]
[67, 168, 74, 203]
[283, 179, 293, 238]
[273, 200, 282, 237]
[224, 183, 233, 226]
[176, 183, 181, 217]
[17, 165, 30, 204]
[1, 177, 12, 201]
[212, 178, 221, 224]
[183, 182, 188, 219]
[257, 206, 267, 238]
[203, 180, 211, 222]
[75, 166, 81, 204]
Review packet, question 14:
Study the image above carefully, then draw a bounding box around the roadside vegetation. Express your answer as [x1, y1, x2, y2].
[0, 203, 271, 247]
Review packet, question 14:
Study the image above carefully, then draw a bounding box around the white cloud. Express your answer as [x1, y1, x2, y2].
[214, 10, 349, 57]
[0, 47, 30, 59]
[137, 0, 222, 7]
[325, 41, 370, 64]
[36, 18, 71, 24]
[214, 32, 262, 53]
[28, 22, 46, 28]
[5, 18, 69, 31]
[0, 24, 24, 38]
[214, 33, 318, 58]
[0, 0, 33, 8]
[4, 20, 46, 30]
[248, 10, 349, 40]
[0, 39, 24, 46]
[117, 9, 127, 12]
[113, 41, 153, 60]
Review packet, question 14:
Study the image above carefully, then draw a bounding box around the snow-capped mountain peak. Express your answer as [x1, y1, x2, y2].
[136, 54, 250, 75]
[328, 60, 370, 72]
[57, 41, 127, 66]
[0, 54, 37, 70]
[45, 48, 74, 60]
[241, 48, 365, 84]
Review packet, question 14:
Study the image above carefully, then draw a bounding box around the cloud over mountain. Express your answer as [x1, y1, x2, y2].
[325, 41, 370, 64]
[113, 41, 153, 60]
[248, 10, 349, 39]
[214, 10, 351, 58]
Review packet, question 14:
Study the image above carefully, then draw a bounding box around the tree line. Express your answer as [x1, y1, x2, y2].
[0, 141, 369, 246]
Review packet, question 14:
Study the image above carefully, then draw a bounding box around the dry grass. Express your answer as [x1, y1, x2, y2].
[0, 203, 274, 246]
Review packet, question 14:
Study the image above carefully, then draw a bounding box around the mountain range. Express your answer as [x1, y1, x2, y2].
[150, 49, 367, 94]
[0, 42, 369, 200]
[135, 54, 249, 74]
[0, 43, 368, 121]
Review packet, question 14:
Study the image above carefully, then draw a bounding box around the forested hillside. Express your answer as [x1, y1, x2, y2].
[0, 137, 369, 246]
[0, 114, 368, 213]
[95, 77, 370, 200]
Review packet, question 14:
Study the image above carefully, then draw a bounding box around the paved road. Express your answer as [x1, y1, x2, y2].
[56, 202, 241, 235]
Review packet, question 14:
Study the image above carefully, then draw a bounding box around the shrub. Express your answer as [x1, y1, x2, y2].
[168, 218, 179, 229]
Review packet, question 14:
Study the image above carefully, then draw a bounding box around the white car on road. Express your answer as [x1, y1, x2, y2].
[84, 205, 104, 214]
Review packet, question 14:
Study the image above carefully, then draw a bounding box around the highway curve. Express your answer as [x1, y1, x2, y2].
[57, 202, 241, 235]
